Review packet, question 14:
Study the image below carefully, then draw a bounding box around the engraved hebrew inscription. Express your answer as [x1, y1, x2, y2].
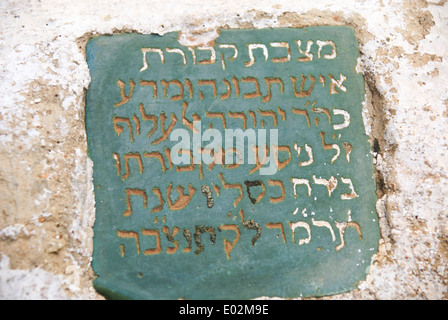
[86, 27, 380, 300]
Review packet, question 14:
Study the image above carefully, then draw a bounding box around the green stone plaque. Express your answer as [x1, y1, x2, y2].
[86, 27, 380, 300]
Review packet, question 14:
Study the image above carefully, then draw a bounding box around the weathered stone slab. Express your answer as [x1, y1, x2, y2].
[86, 27, 380, 299]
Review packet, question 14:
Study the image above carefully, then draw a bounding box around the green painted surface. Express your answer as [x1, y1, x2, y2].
[86, 27, 380, 300]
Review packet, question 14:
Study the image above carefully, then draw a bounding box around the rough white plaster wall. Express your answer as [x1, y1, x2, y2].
[0, 0, 447, 299]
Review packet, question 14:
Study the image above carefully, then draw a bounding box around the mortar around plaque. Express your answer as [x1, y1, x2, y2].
[85, 27, 380, 299]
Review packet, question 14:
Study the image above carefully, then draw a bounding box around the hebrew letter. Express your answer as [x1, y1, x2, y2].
[289, 220, 311, 245]
[161, 79, 170, 98]
[219, 173, 243, 207]
[113, 153, 121, 176]
[117, 230, 140, 255]
[244, 180, 266, 204]
[245, 44, 268, 67]
[270, 42, 290, 63]
[122, 153, 144, 180]
[162, 226, 180, 254]
[316, 40, 337, 59]
[333, 109, 350, 130]
[296, 40, 314, 62]
[340, 177, 359, 200]
[293, 143, 301, 157]
[277, 107, 286, 121]
[258, 109, 277, 127]
[206, 111, 226, 129]
[198, 46, 216, 65]
[219, 44, 238, 70]
[114, 79, 135, 107]
[268, 179, 285, 203]
[182, 228, 193, 253]
[221, 78, 232, 100]
[266, 222, 286, 243]
[187, 47, 196, 64]
[273, 145, 291, 171]
[138, 103, 158, 140]
[173, 150, 193, 173]
[181, 101, 201, 133]
[143, 151, 166, 172]
[231, 76, 240, 97]
[239, 209, 261, 246]
[228, 111, 247, 129]
[161, 79, 184, 101]
[320, 132, 340, 164]
[319, 74, 326, 87]
[242, 77, 262, 99]
[343, 142, 353, 163]
[201, 184, 214, 208]
[329, 74, 347, 94]
[164, 147, 173, 170]
[248, 110, 256, 127]
[152, 112, 178, 145]
[312, 107, 331, 124]
[291, 178, 311, 197]
[139, 80, 157, 99]
[194, 225, 216, 255]
[132, 114, 140, 136]
[184, 78, 194, 99]
[249, 145, 270, 174]
[198, 80, 217, 100]
[151, 187, 164, 213]
[291, 74, 316, 98]
[312, 175, 338, 197]
[292, 108, 310, 127]
[312, 219, 336, 242]
[123, 188, 147, 217]
[173, 149, 195, 173]
[201, 146, 221, 171]
[166, 183, 196, 211]
[262, 77, 284, 102]
[141, 228, 162, 255]
[140, 48, 164, 72]
[113, 116, 134, 142]
[223, 147, 243, 169]
[294, 143, 314, 166]
[166, 48, 187, 65]
[218, 224, 240, 259]
[335, 220, 363, 251]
